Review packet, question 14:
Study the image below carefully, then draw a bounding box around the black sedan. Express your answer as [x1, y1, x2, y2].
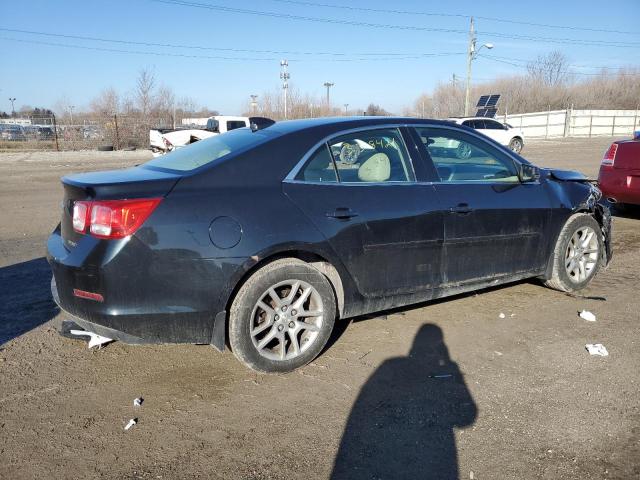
[47, 117, 612, 372]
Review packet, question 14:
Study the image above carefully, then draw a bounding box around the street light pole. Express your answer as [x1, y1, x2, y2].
[464, 17, 494, 116]
[9, 97, 16, 116]
[250, 94, 258, 114]
[69, 105, 75, 125]
[343, 103, 349, 115]
[323, 82, 334, 107]
[280, 60, 290, 119]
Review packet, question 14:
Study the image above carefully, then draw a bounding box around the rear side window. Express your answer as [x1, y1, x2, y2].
[328, 128, 415, 183]
[484, 120, 504, 130]
[296, 144, 338, 182]
[144, 128, 272, 172]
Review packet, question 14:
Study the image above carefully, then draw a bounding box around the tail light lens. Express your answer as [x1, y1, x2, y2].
[601, 143, 618, 166]
[72, 198, 162, 239]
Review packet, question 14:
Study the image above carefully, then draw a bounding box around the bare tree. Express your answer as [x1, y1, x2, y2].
[135, 68, 156, 117]
[527, 51, 571, 87]
[90, 87, 120, 115]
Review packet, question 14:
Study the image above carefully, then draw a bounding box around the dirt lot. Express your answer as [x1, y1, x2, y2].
[1, 137, 639, 479]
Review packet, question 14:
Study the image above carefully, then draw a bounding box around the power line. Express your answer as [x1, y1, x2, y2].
[267, 0, 640, 36]
[478, 54, 640, 76]
[0, 26, 463, 59]
[0, 35, 463, 62]
[151, 0, 640, 48]
[481, 53, 639, 71]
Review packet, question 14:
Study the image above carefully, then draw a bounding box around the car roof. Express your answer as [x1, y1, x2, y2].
[262, 116, 456, 136]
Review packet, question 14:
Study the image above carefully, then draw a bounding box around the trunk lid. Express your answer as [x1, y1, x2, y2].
[60, 166, 182, 249]
[613, 140, 640, 171]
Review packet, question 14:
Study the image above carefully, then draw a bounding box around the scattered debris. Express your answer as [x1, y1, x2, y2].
[565, 293, 606, 302]
[579, 310, 597, 322]
[498, 313, 506, 319]
[585, 344, 609, 357]
[124, 418, 138, 430]
[494, 351, 503, 356]
[69, 329, 113, 349]
[358, 350, 372, 360]
[428, 374, 453, 379]
[470, 470, 475, 479]
[134, 397, 144, 407]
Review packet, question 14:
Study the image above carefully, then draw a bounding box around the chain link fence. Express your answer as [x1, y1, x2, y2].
[0, 114, 175, 151]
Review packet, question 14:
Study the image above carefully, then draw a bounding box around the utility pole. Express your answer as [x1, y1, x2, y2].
[343, 103, 349, 115]
[451, 73, 457, 87]
[9, 97, 16, 116]
[464, 17, 493, 116]
[323, 82, 334, 107]
[464, 17, 475, 117]
[69, 105, 75, 125]
[250, 94, 258, 114]
[280, 60, 290, 119]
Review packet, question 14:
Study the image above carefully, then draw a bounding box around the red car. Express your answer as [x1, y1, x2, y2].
[598, 132, 640, 208]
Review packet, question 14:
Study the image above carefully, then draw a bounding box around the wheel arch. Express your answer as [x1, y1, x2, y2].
[212, 248, 347, 351]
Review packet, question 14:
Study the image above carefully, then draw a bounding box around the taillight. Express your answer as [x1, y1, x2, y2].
[72, 201, 90, 232]
[72, 198, 162, 239]
[602, 143, 618, 166]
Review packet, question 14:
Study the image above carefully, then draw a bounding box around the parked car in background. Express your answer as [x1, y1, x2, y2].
[149, 116, 274, 156]
[448, 117, 525, 154]
[0, 124, 27, 141]
[598, 132, 640, 209]
[37, 126, 55, 140]
[48, 117, 611, 373]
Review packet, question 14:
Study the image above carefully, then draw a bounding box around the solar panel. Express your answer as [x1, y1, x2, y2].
[476, 94, 501, 108]
[475, 107, 498, 118]
[476, 95, 490, 107]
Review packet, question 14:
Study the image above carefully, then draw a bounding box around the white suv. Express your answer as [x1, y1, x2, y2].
[448, 117, 525, 154]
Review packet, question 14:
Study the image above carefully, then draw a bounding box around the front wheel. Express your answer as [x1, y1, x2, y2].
[508, 137, 523, 154]
[544, 214, 604, 292]
[229, 258, 336, 373]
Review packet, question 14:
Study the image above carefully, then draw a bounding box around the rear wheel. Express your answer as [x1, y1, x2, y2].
[544, 214, 603, 292]
[508, 137, 523, 154]
[229, 258, 336, 373]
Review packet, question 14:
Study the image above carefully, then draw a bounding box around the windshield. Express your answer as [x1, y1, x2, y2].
[144, 128, 274, 172]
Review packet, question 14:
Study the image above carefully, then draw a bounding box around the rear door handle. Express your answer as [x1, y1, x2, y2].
[449, 203, 473, 215]
[326, 207, 359, 220]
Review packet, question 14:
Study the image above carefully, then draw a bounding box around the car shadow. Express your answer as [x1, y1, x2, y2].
[330, 323, 477, 479]
[610, 203, 640, 220]
[0, 257, 59, 346]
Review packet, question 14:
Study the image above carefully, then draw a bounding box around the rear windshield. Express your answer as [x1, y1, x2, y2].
[144, 128, 273, 172]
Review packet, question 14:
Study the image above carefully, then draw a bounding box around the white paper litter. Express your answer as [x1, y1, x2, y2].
[498, 313, 506, 319]
[124, 418, 137, 430]
[585, 344, 608, 356]
[133, 397, 143, 407]
[69, 329, 113, 349]
[579, 310, 597, 322]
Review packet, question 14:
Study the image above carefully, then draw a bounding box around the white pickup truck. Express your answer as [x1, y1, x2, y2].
[150, 116, 274, 156]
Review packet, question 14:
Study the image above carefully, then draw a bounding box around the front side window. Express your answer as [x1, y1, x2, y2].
[327, 128, 415, 183]
[415, 127, 519, 183]
[226, 120, 247, 131]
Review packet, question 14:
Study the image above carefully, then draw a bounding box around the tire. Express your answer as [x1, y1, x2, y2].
[229, 258, 336, 373]
[508, 137, 523, 154]
[544, 214, 604, 292]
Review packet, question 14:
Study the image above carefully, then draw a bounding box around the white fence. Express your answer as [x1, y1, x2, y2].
[504, 109, 640, 139]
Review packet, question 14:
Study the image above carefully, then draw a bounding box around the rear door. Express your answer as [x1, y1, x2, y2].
[284, 127, 444, 298]
[412, 125, 551, 286]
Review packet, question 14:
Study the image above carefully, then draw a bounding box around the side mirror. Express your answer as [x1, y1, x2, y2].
[520, 163, 540, 182]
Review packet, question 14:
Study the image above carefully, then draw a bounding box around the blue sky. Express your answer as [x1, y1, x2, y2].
[1, 0, 639, 115]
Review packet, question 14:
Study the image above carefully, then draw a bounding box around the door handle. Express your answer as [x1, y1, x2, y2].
[449, 203, 473, 215]
[326, 207, 359, 220]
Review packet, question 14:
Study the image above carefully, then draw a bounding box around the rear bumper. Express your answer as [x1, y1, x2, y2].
[599, 169, 640, 205]
[47, 226, 227, 345]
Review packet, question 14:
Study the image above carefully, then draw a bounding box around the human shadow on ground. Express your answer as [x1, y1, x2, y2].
[0, 257, 59, 346]
[331, 323, 477, 480]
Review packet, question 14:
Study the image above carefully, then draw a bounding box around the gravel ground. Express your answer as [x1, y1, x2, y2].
[0, 137, 638, 480]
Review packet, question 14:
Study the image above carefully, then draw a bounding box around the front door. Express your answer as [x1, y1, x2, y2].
[413, 126, 551, 286]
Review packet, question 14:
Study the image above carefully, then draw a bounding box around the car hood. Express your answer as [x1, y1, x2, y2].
[543, 168, 593, 182]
